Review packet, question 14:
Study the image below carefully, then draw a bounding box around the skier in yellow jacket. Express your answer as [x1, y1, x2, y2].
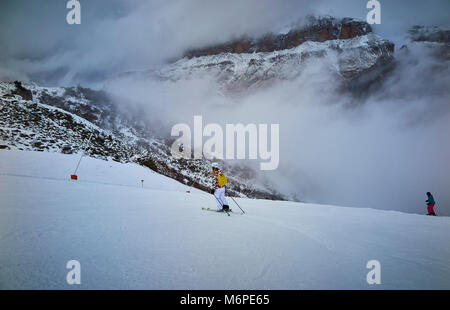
[210, 162, 230, 212]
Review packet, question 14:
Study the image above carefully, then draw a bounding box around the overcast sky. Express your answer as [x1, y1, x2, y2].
[0, 0, 449, 85]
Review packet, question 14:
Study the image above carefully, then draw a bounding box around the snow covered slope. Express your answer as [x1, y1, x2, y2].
[0, 150, 191, 193]
[1, 150, 449, 289]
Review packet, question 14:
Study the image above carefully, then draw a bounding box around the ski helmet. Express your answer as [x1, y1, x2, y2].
[211, 162, 219, 169]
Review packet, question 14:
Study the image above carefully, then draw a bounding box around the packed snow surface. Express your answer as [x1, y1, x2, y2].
[0, 150, 449, 289]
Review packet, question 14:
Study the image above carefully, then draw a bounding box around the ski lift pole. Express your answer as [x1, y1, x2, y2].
[71, 133, 94, 179]
[73, 154, 84, 175]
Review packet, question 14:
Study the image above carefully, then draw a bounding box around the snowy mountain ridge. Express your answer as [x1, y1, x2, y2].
[118, 33, 394, 94]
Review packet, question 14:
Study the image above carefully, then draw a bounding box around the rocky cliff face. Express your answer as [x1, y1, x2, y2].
[407, 25, 450, 61]
[184, 16, 372, 58]
[150, 32, 394, 94]
[409, 25, 450, 43]
[120, 16, 393, 95]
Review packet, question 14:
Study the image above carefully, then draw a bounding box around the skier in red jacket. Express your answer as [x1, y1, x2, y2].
[426, 192, 436, 216]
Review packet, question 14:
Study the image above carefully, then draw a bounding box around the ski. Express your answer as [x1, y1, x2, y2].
[202, 207, 232, 216]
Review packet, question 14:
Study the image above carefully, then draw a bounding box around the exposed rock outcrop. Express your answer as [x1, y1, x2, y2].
[11, 81, 33, 101]
[184, 16, 372, 58]
[408, 25, 450, 60]
[409, 25, 450, 43]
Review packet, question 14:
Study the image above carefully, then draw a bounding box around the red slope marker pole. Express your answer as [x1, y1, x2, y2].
[71, 133, 93, 180]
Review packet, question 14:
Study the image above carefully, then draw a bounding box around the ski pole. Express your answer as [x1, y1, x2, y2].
[230, 196, 245, 214]
[212, 191, 223, 208]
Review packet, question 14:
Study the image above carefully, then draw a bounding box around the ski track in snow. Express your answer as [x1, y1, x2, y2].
[0, 150, 449, 289]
